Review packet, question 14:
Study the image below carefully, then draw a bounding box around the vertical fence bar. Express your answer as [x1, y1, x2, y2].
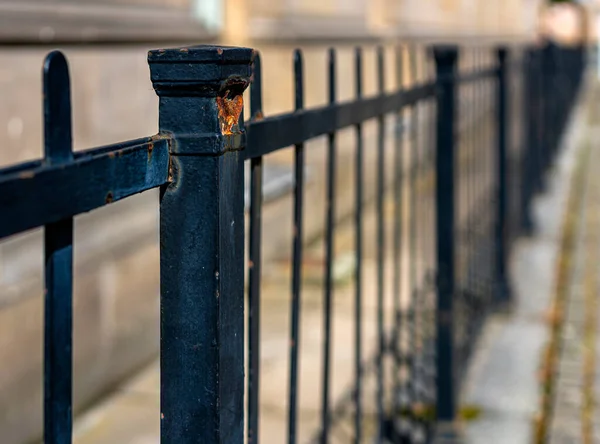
[534, 48, 545, 194]
[468, 49, 480, 361]
[459, 50, 466, 376]
[422, 54, 436, 435]
[479, 50, 487, 302]
[413, 48, 426, 419]
[474, 50, 483, 302]
[288, 49, 305, 444]
[540, 44, 552, 187]
[495, 48, 511, 305]
[407, 46, 419, 436]
[487, 51, 495, 303]
[521, 50, 535, 235]
[392, 44, 404, 432]
[463, 50, 473, 336]
[354, 47, 364, 444]
[433, 46, 459, 441]
[488, 51, 495, 300]
[149, 46, 251, 444]
[320, 47, 337, 444]
[425, 53, 437, 426]
[375, 46, 386, 442]
[248, 51, 263, 444]
[43, 50, 74, 444]
[548, 46, 554, 178]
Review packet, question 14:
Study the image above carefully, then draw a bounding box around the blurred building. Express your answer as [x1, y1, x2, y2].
[244, 0, 541, 41]
[0, 1, 588, 444]
[0, 0, 215, 43]
[0, 0, 548, 46]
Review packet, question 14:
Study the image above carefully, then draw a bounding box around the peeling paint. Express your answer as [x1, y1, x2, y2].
[167, 153, 176, 184]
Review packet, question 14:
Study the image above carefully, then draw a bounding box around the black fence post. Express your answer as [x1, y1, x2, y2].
[433, 46, 460, 443]
[495, 47, 511, 305]
[149, 45, 252, 444]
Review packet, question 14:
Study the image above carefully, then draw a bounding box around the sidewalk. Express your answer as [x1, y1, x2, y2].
[545, 92, 600, 443]
[462, 78, 599, 443]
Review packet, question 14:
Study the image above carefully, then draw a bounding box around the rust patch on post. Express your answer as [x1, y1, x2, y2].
[147, 142, 154, 161]
[105, 191, 114, 204]
[216, 77, 248, 136]
[216, 93, 244, 135]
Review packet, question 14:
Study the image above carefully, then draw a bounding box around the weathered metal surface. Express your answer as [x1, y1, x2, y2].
[149, 44, 252, 444]
[0, 136, 170, 240]
[43, 50, 74, 444]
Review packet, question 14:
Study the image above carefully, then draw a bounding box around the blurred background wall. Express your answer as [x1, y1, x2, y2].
[0, 1, 595, 443]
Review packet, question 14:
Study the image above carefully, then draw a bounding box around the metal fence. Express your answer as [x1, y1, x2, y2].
[0, 41, 585, 444]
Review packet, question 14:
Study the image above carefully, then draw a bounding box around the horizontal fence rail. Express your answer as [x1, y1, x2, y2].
[0, 40, 586, 444]
[0, 135, 170, 239]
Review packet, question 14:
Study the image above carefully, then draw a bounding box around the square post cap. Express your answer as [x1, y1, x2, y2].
[148, 45, 254, 97]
